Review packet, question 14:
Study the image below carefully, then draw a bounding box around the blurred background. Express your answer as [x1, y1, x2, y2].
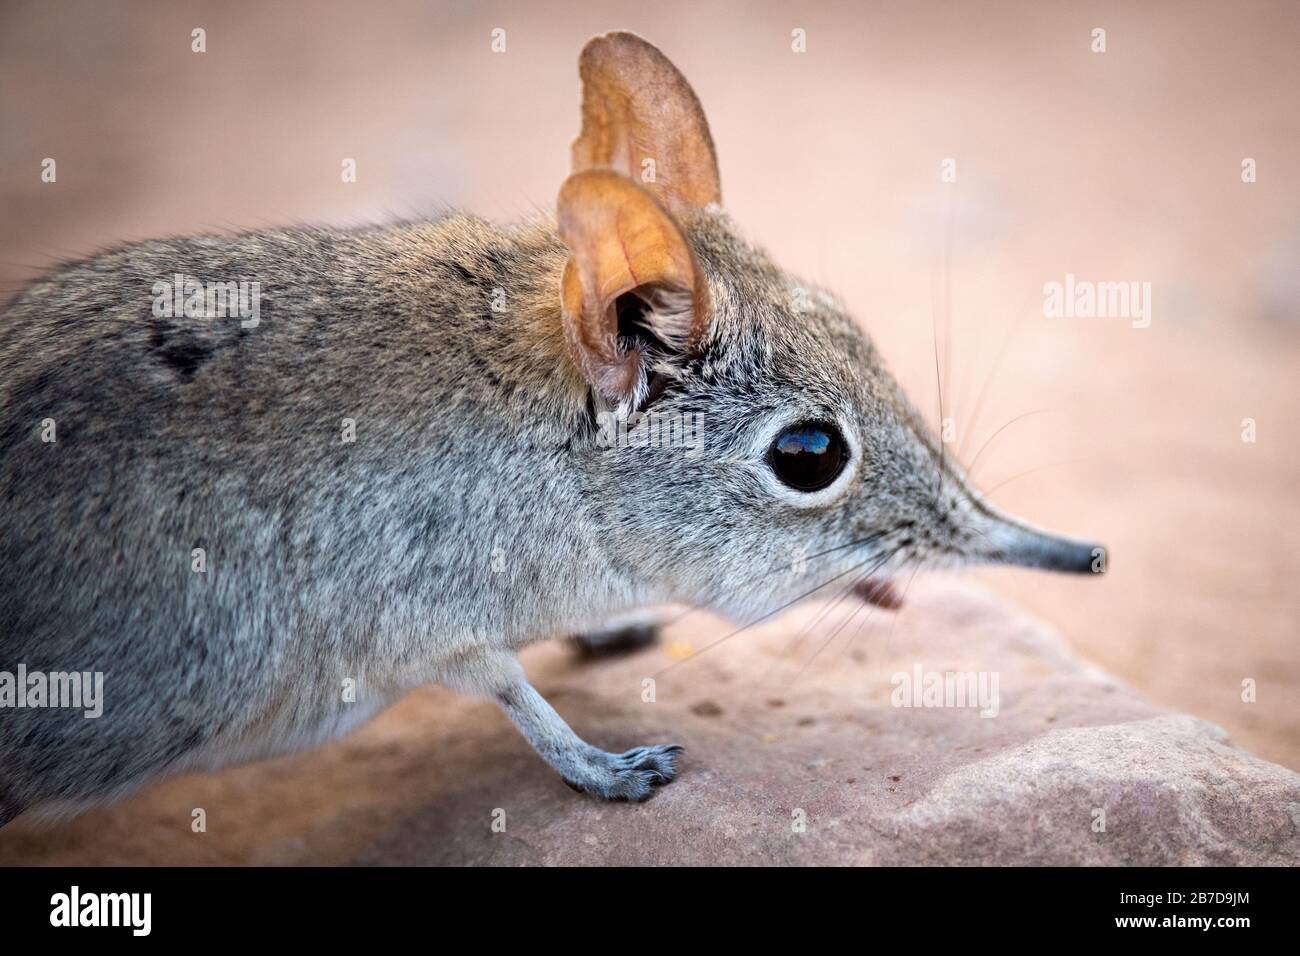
[1, 0, 1296, 770]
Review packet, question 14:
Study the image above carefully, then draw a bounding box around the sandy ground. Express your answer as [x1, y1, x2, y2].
[4, 581, 1294, 866]
[1, 0, 1297, 784]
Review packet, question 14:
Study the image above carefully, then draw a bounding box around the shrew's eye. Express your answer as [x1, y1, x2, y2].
[769, 422, 849, 492]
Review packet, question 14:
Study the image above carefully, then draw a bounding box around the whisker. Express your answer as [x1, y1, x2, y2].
[658, 527, 899, 630]
[964, 408, 1056, 481]
[956, 290, 1039, 463]
[980, 457, 1091, 499]
[653, 545, 897, 677]
[881, 560, 925, 658]
[942, 182, 955, 484]
[787, 549, 902, 686]
[765, 547, 896, 679]
[839, 594, 886, 661]
[931, 288, 947, 502]
[839, 552, 907, 660]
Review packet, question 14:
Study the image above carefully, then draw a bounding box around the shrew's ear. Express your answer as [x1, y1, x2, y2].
[557, 169, 710, 412]
[572, 31, 721, 216]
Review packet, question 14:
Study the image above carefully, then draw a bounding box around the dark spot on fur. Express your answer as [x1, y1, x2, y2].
[497, 687, 521, 710]
[158, 340, 211, 380]
[446, 261, 480, 287]
[150, 320, 215, 380]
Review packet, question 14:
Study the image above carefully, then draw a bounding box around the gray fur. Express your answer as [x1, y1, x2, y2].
[0, 143, 1088, 825]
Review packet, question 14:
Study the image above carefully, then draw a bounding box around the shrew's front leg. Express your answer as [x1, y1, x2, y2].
[443, 648, 683, 802]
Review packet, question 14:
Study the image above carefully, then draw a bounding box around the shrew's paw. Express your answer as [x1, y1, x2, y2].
[564, 744, 684, 802]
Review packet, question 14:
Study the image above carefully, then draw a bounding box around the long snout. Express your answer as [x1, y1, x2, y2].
[972, 507, 1105, 575]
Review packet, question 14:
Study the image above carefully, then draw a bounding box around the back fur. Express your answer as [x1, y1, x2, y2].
[0, 215, 637, 812]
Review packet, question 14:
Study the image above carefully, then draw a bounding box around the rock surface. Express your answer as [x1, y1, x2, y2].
[1, 580, 1296, 865]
